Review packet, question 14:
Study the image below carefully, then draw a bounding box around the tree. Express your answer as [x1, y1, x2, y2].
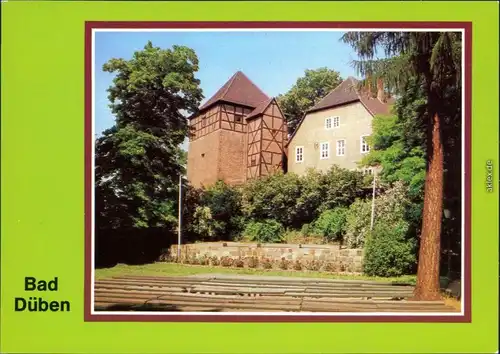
[95, 42, 203, 230]
[341, 32, 461, 300]
[361, 80, 427, 226]
[277, 67, 343, 134]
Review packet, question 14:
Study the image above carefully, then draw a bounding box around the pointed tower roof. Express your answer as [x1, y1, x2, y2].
[199, 71, 270, 111]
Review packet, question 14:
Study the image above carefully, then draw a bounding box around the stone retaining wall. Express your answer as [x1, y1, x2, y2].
[168, 242, 364, 273]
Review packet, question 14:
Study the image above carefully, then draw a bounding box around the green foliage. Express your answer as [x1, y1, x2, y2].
[277, 67, 343, 133]
[190, 206, 224, 239]
[359, 79, 428, 237]
[202, 180, 243, 240]
[243, 219, 285, 243]
[300, 223, 313, 237]
[241, 167, 364, 231]
[241, 172, 302, 228]
[95, 41, 202, 230]
[313, 207, 348, 242]
[344, 199, 372, 248]
[341, 32, 463, 281]
[320, 166, 365, 211]
[345, 181, 411, 248]
[295, 169, 325, 222]
[363, 222, 417, 277]
[187, 180, 243, 241]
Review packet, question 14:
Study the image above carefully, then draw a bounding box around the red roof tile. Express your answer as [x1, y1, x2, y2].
[246, 97, 275, 120]
[287, 77, 394, 146]
[308, 76, 393, 116]
[199, 71, 270, 111]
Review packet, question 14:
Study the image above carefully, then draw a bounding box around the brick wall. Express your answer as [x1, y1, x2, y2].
[169, 242, 364, 273]
[187, 131, 221, 187]
[218, 130, 247, 185]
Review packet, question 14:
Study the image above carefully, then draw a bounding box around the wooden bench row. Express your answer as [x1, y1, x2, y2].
[94, 290, 455, 313]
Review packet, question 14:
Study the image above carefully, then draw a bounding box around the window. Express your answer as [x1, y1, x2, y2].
[333, 116, 340, 128]
[336, 140, 345, 156]
[295, 146, 304, 163]
[325, 117, 332, 129]
[201, 117, 207, 127]
[361, 135, 370, 153]
[320, 142, 330, 159]
[363, 168, 373, 175]
[251, 157, 257, 166]
[234, 114, 243, 123]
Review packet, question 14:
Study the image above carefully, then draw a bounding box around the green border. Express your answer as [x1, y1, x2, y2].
[1, 1, 498, 353]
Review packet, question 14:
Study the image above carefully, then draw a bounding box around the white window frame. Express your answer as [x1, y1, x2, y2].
[363, 168, 373, 175]
[320, 142, 330, 160]
[360, 135, 370, 154]
[336, 140, 346, 156]
[333, 116, 340, 128]
[325, 117, 332, 130]
[295, 146, 304, 163]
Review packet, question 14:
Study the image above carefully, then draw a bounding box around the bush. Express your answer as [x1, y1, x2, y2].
[200, 181, 244, 241]
[345, 181, 411, 248]
[323, 262, 338, 273]
[313, 207, 348, 242]
[363, 222, 417, 277]
[234, 257, 245, 268]
[283, 229, 324, 244]
[241, 172, 302, 228]
[279, 258, 290, 270]
[190, 206, 224, 240]
[344, 199, 372, 248]
[247, 257, 259, 268]
[300, 223, 313, 236]
[209, 256, 220, 266]
[243, 219, 284, 243]
[262, 258, 273, 269]
[304, 259, 322, 271]
[292, 260, 303, 271]
[319, 166, 365, 211]
[220, 256, 233, 267]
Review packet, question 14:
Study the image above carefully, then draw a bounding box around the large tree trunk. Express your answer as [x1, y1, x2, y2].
[412, 111, 444, 301]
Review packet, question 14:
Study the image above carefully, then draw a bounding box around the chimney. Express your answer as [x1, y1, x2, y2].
[377, 78, 386, 102]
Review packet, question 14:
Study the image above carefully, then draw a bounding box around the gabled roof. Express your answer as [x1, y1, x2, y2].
[246, 97, 275, 120]
[308, 77, 360, 113]
[307, 76, 394, 115]
[199, 71, 270, 111]
[287, 77, 395, 145]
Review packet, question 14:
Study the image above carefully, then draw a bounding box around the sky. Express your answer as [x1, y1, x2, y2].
[94, 30, 361, 150]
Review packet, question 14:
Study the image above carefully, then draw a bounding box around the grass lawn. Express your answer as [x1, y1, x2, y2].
[95, 262, 417, 284]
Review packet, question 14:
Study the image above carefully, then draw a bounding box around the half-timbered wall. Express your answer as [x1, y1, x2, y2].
[187, 103, 253, 187]
[189, 105, 220, 141]
[220, 104, 253, 133]
[188, 100, 287, 187]
[246, 101, 287, 180]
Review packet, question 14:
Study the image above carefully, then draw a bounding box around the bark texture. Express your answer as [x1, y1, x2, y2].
[413, 111, 444, 301]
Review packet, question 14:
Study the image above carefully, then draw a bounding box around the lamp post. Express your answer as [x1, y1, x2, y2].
[370, 169, 377, 231]
[177, 165, 186, 260]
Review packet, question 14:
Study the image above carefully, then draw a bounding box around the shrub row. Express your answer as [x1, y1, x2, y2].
[160, 254, 361, 273]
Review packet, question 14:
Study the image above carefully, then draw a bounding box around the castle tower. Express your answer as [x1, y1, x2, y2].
[187, 71, 287, 188]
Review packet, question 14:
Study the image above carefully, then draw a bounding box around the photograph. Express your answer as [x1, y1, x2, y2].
[89, 24, 468, 319]
[3, 1, 499, 353]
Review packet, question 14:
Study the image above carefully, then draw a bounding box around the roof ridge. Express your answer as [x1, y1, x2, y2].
[246, 97, 275, 119]
[314, 77, 346, 103]
[219, 71, 240, 99]
[237, 71, 269, 99]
